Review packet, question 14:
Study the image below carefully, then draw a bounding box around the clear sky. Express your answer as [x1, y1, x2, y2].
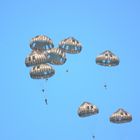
[0, 0, 140, 140]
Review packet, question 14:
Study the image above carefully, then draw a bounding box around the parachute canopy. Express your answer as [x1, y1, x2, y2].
[59, 37, 82, 54]
[45, 48, 66, 65]
[96, 50, 119, 66]
[78, 102, 99, 117]
[110, 108, 132, 124]
[30, 35, 54, 50]
[30, 64, 55, 79]
[25, 50, 49, 67]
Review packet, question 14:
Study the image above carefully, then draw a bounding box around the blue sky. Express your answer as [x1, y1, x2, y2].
[0, 0, 140, 140]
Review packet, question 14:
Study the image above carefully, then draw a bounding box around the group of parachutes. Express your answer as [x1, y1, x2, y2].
[25, 35, 132, 125]
[78, 50, 132, 124]
[25, 35, 82, 79]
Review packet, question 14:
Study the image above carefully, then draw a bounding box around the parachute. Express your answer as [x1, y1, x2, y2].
[95, 50, 120, 90]
[25, 50, 49, 67]
[59, 37, 82, 54]
[96, 50, 119, 66]
[78, 102, 99, 117]
[109, 108, 132, 123]
[30, 35, 54, 50]
[30, 64, 55, 79]
[45, 48, 67, 65]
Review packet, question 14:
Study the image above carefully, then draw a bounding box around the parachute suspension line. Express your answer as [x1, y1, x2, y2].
[104, 82, 107, 90]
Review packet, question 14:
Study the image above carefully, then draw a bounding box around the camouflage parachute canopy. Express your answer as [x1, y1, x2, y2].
[30, 64, 55, 79]
[30, 35, 54, 51]
[25, 50, 49, 67]
[45, 48, 67, 65]
[78, 102, 99, 117]
[59, 37, 82, 54]
[110, 108, 132, 124]
[96, 50, 119, 66]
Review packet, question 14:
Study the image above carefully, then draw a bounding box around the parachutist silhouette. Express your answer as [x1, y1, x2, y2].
[66, 69, 68, 72]
[92, 135, 95, 139]
[42, 89, 45, 92]
[45, 99, 48, 105]
[104, 84, 107, 89]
